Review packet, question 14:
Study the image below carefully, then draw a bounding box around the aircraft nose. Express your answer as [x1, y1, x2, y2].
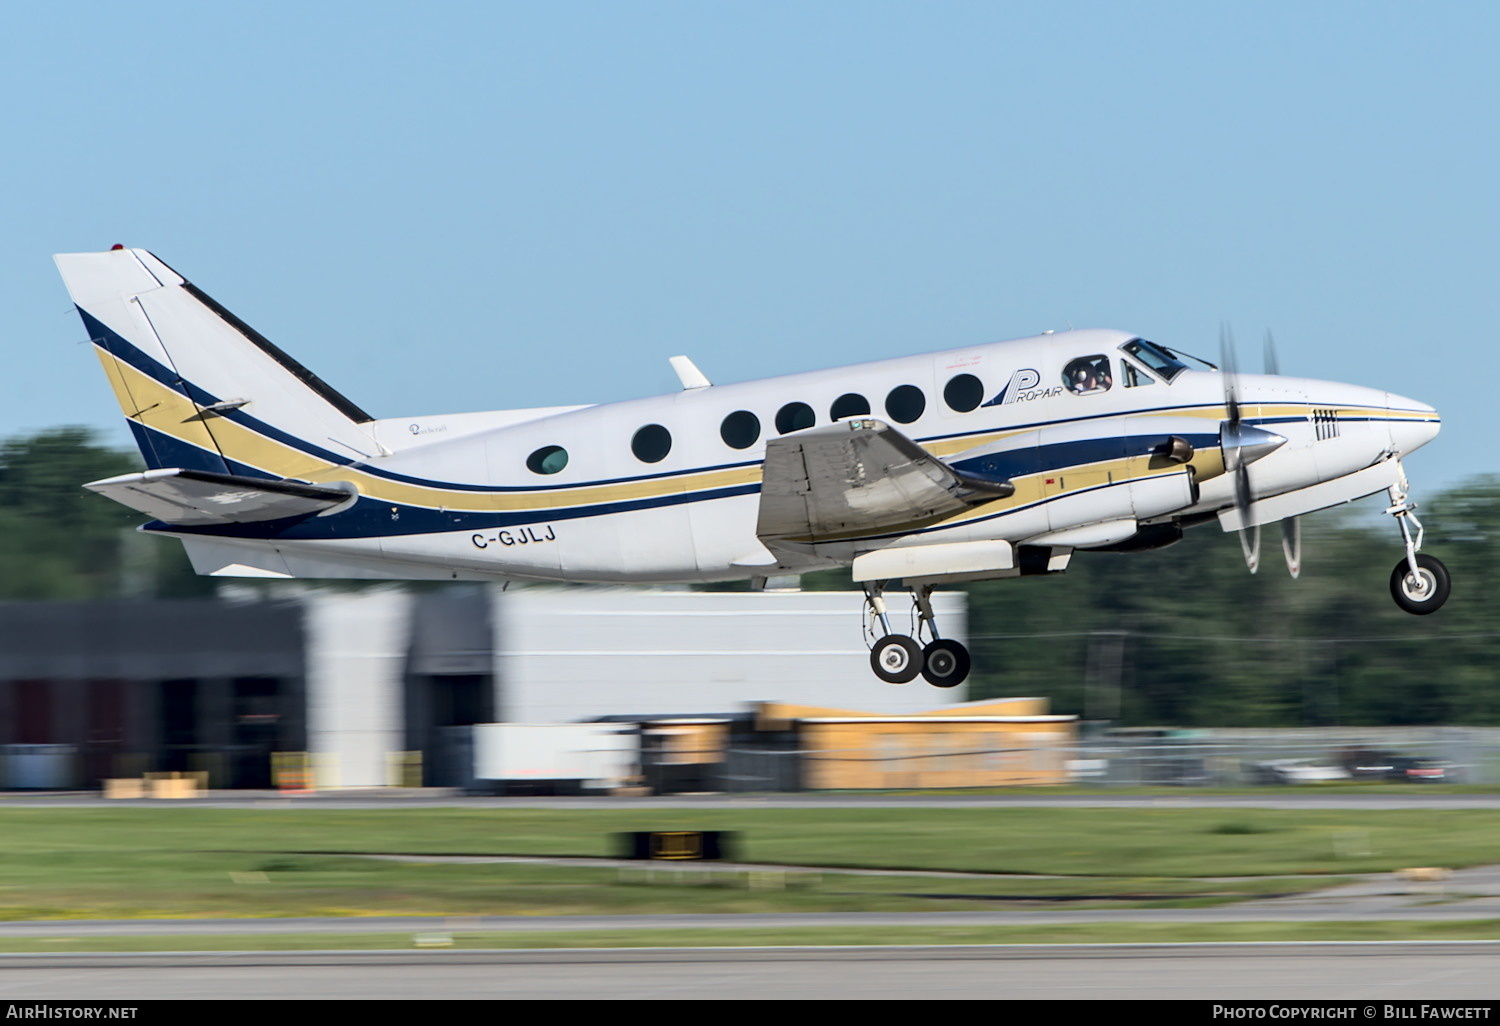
[1385, 392, 1440, 456]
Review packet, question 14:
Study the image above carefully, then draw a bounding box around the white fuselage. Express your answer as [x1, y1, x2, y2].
[183, 328, 1435, 585]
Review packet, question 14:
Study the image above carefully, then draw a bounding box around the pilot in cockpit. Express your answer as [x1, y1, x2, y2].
[1065, 356, 1112, 395]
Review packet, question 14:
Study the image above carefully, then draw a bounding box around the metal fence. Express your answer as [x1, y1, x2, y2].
[712, 728, 1500, 792]
[7, 727, 1498, 793]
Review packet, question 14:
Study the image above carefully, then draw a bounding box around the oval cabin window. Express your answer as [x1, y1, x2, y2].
[631, 424, 672, 463]
[830, 393, 871, 420]
[720, 410, 761, 449]
[943, 373, 984, 412]
[526, 445, 569, 475]
[775, 402, 815, 434]
[884, 384, 926, 424]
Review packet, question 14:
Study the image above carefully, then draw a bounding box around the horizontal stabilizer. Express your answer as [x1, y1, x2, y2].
[85, 468, 352, 526]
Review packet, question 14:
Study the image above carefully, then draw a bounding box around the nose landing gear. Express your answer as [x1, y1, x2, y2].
[864, 583, 972, 687]
[1385, 474, 1450, 615]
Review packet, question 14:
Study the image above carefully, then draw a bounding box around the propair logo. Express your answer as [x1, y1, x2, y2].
[984, 368, 1061, 406]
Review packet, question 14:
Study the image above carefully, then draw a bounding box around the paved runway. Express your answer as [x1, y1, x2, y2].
[2, 943, 1497, 999]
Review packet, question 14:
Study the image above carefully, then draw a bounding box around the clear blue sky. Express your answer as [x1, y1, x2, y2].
[3, 2, 1494, 497]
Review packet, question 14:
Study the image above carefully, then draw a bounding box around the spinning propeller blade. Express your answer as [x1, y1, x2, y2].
[1282, 516, 1302, 579]
[1265, 330, 1301, 579]
[1221, 325, 1259, 573]
[1223, 325, 1300, 577]
[1263, 329, 1280, 376]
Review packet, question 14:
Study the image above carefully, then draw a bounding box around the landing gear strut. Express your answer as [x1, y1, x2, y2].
[1385, 473, 1450, 615]
[864, 583, 972, 687]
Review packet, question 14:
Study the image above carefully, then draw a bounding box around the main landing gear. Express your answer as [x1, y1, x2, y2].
[1385, 474, 1450, 615]
[864, 583, 971, 687]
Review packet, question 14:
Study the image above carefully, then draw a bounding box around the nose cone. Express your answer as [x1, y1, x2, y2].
[1222, 422, 1288, 468]
[1386, 392, 1441, 456]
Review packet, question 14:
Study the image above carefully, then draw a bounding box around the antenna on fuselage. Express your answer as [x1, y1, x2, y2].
[669, 355, 712, 390]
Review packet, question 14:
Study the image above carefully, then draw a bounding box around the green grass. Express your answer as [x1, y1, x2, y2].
[2, 806, 1497, 876]
[0, 806, 1495, 927]
[3, 920, 1499, 954]
[834, 782, 1500, 797]
[0, 852, 1342, 921]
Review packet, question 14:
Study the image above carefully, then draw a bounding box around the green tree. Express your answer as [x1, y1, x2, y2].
[964, 479, 1500, 727]
[0, 427, 212, 599]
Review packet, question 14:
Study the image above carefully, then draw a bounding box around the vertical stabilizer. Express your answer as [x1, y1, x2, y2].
[55, 247, 377, 482]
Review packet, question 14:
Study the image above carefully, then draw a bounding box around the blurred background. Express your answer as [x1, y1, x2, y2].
[0, 425, 1494, 794]
[1, 3, 1496, 796]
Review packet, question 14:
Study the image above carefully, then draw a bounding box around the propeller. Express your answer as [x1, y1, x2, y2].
[1220, 325, 1260, 573]
[1220, 326, 1300, 578]
[1282, 517, 1302, 579]
[1265, 330, 1302, 578]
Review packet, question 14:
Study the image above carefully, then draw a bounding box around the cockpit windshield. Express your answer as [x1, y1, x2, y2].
[1121, 338, 1190, 382]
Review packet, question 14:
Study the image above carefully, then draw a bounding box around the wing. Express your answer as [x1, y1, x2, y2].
[755, 418, 1013, 547]
[85, 468, 352, 526]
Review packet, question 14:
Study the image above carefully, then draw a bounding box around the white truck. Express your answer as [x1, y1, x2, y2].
[470, 723, 639, 795]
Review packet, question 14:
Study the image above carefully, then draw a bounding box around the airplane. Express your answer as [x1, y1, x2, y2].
[54, 246, 1449, 688]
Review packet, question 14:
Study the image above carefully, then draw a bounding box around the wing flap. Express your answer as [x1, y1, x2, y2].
[85, 468, 352, 526]
[756, 419, 1012, 545]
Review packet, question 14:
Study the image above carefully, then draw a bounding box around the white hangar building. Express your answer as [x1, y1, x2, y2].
[0, 585, 966, 789]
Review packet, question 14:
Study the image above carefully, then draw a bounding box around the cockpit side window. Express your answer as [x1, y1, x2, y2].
[1122, 360, 1155, 388]
[1063, 355, 1113, 395]
[1121, 338, 1187, 382]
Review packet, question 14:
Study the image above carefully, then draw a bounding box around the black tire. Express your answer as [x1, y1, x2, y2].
[1390, 554, 1450, 615]
[870, 634, 922, 684]
[921, 639, 971, 688]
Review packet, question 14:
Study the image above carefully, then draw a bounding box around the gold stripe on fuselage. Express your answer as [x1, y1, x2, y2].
[776, 450, 1207, 545]
[101, 348, 1430, 519]
[103, 349, 762, 511]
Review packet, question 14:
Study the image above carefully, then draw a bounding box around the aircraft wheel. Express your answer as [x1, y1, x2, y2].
[870, 634, 923, 684]
[1390, 554, 1450, 615]
[921, 639, 971, 688]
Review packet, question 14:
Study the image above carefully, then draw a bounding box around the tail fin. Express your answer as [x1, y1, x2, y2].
[54, 247, 378, 482]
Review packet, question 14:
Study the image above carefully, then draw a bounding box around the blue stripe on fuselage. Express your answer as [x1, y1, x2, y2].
[84, 309, 1432, 533]
[951, 432, 1221, 482]
[146, 482, 763, 540]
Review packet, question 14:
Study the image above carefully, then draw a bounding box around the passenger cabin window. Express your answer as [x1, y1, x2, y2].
[1063, 356, 1113, 395]
[1120, 338, 1187, 382]
[527, 445, 569, 475]
[720, 410, 761, 449]
[885, 384, 926, 423]
[1122, 361, 1154, 388]
[943, 373, 984, 412]
[830, 393, 871, 421]
[775, 402, 815, 434]
[631, 424, 672, 463]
